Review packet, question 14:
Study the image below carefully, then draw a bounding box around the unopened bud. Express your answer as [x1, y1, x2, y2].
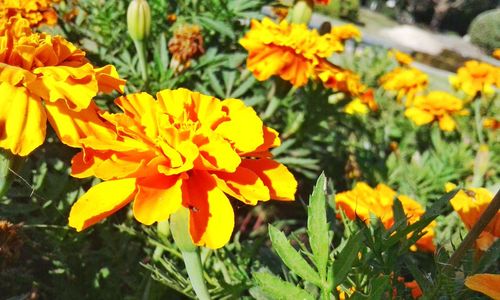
[289, 0, 314, 24]
[127, 0, 151, 41]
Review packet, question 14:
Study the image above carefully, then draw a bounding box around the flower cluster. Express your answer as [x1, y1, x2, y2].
[449, 60, 500, 99]
[405, 91, 467, 132]
[335, 182, 436, 252]
[380, 67, 428, 104]
[0, 0, 60, 28]
[0, 17, 125, 156]
[446, 183, 499, 251]
[68, 88, 297, 249]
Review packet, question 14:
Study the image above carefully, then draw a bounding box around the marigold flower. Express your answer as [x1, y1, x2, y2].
[446, 183, 499, 251]
[239, 18, 343, 87]
[405, 91, 467, 132]
[389, 49, 413, 66]
[449, 60, 500, 99]
[68, 88, 297, 249]
[483, 117, 500, 130]
[0, 0, 60, 28]
[464, 274, 500, 299]
[335, 182, 435, 252]
[380, 67, 428, 104]
[0, 17, 125, 156]
[330, 24, 362, 43]
[168, 24, 205, 73]
[314, 0, 331, 4]
[493, 49, 500, 60]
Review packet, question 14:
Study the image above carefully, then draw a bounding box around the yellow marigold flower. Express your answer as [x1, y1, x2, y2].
[168, 24, 205, 73]
[464, 274, 500, 299]
[330, 24, 362, 43]
[0, 0, 60, 28]
[239, 18, 343, 87]
[68, 88, 297, 249]
[445, 183, 499, 251]
[389, 49, 413, 66]
[449, 60, 500, 99]
[316, 62, 377, 112]
[0, 17, 126, 156]
[314, 0, 331, 4]
[493, 49, 500, 60]
[335, 182, 436, 252]
[483, 117, 500, 130]
[405, 91, 467, 132]
[380, 67, 428, 104]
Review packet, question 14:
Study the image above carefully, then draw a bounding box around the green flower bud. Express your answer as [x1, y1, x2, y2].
[289, 0, 314, 24]
[127, 0, 151, 41]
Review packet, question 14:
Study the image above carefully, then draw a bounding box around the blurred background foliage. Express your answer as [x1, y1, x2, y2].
[1, 0, 499, 299]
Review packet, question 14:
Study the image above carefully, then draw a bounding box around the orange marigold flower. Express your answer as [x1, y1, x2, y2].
[389, 49, 413, 66]
[0, 17, 125, 156]
[446, 183, 499, 251]
[380, 67, 428, 104]
[464, 274, 500, 299]
[493, 49, 500, 60]
[68, 88, 297, 249]
[0, 0, 60, 28]
[449, 60, 500, 99]
[168, 24, 205, 73]
[239, 18, 343, 87]
[335, 182, 435, 252]
[397, 278, 423, 299]
[483, 117, 500, 130]
[314, 0, 331, 4]
[405, 91, 467, 132]
[330, 24, 362, 43]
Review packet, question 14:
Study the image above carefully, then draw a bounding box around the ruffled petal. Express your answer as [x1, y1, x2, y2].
[212, 166, 270, 205]
[464, 274, 500, 299]
[183, 170, 234, 249]
[438, 114, 456, 131]
[133, 174, 183, 225]
[115, 92, 159, 140]
[0, 82, 46, 156]
[240, 158, 296, 201]
[405, 107, 434, 125]
[68, 178, 137, 231]
[193, 129, 241, 172]
[94, 65, 126, 94]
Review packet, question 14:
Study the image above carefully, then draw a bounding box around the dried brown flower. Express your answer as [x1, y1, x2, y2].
[168, 24, 204, 73]
[0, 220, 23, 268]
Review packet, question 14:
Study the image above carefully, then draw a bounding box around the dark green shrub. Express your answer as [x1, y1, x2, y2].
[468, 9, 500, 53]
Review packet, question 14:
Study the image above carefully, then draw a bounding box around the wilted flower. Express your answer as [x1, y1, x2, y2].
[389, 49, 413, 66]
[0, 0, 60, 28]
[168, 24, 205, 73]
[0, 220, 23, 268]
[240, 18, 343, 87]
[446, 183, 499, 251]
[335, 182, 436, 252]
[380, 67, 428, 104]
[449, 60, 500, 99]
[464, 274, 500, 299]
[330, 24, 361, 43]
[68, 88, 297, 249]
[405, 91, 467, 132]
[0, 17, 125, 156]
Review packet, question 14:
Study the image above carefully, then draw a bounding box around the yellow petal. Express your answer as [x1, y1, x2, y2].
[212, 166, 270, 205]
[0, 82, 46, 156]
[133, 174, 183, 225]
[465, 274, 500, 299]
[115, 92, 159, 139]
[184, 170, 234, 249]
[405, 107, 434, 126]
[438, 114, 456, 131]
[68, 178, 137, 231]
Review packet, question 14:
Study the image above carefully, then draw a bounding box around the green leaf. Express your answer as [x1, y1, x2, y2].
[253, 272, 315, 300]
[392, 197, 406, 225]
[207, 71, 225, 98]
[369, 275, 390, 300]
[230, 75, 255, 98]
[198, 16, 235, 39]
[307, 173, 330, 280]
[332, 231, 363, 286]
[268, 225, 322, 286]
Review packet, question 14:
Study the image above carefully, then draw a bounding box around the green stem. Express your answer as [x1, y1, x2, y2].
[0, 149, 23, 198]
[170, 208, 211, 300]
[133, 40, 148, 83]
[473, 99, 484, 145]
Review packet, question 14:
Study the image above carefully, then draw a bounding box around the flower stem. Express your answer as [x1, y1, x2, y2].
[170, 208, 211, 300]
[133, 40, 148, 83]
[473, 99, 484, 145]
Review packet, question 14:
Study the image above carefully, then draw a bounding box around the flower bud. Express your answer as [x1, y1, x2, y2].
[289, 0, 313, 24]
[127, 0, 151, 41]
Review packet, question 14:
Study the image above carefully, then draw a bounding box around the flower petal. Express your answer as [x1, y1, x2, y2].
[212, 166, 270, 205]
[94, 65, 126, 94]
[240, 158, 296, 201]
[438, 114, 456, 131]
[133, 174, 183, 225]
[0, 82, 46, 156]
[68, 178, 137, 231]
[184, 170, 234, 249]
[464, 274, 500, 299]
[405, 107, 434, 125]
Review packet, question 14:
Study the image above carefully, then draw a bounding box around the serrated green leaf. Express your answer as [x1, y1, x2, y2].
[332, 231, 363, 286]
[207, 71, 225, 98]
[253, 272, 315, 300]
[268, 225, 322, 287]
[308, 173, 329, 280]
[222, 71, 236, 97]
[230, 75, 255, 98]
